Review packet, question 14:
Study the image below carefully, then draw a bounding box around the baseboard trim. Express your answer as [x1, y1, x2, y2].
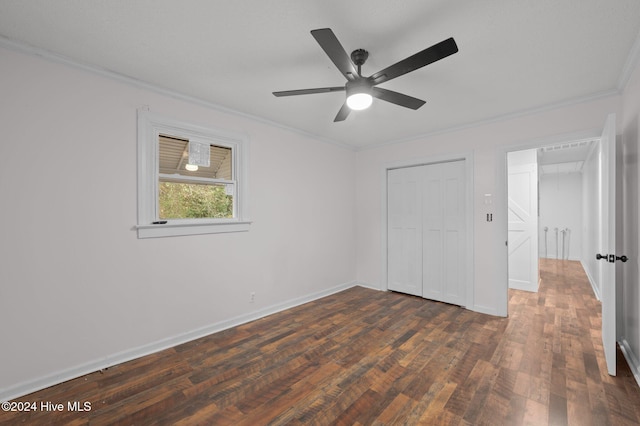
[357, 281, 502, 317]
[353, 281, 383, 292]
[508, 281, 539, 293]
[469, 304, 500, 317]
[619, 338, 640, 389]
[0, 281, 358, 402]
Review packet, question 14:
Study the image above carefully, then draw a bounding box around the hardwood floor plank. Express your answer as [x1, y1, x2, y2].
[523, 397, 549, 425]
[1, 259, 639, 425]
[373, 392, 415, 425]
[332, 388, 380, 425]
[505, 393, 527, 425]
[462, 361, 499, 423]
[414, 381, 457, 423]
[548, 392, 568, 425]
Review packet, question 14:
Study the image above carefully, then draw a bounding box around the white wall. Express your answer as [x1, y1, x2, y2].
[0, 45, 357, 400]
[539, 172, 583, 260]
[355, 95, 622, 317]
[620, 45, 640, 383]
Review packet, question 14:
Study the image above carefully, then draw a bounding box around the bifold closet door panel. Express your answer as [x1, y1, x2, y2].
[387, 166, 422, 297]
[422, 161, 466, 306]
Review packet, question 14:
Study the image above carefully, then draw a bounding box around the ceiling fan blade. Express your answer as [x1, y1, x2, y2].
[372, 87, 426, 110]
[368, 37, 458, 85]
[311, 28, 359, 81]
[334, 102, 351, 122]
[273, 86, 345, 97]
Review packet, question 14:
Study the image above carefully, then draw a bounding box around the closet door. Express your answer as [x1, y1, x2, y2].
[387, 166, 422, 296]
[422, 161, 466, 305]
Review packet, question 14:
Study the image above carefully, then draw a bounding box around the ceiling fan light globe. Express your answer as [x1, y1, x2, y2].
[346, 93, 373, 110]
[185, 164, 199, 171]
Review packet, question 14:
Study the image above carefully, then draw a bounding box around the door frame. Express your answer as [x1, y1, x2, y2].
[381, 151, 475, 310]
[497, 128, 603, 316]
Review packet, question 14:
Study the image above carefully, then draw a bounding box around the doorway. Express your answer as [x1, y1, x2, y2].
[507, 139, 596, 295]
[504, 113, 618, 376]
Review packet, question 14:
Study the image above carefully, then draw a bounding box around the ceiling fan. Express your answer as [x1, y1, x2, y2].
[273, 28, 458, 122]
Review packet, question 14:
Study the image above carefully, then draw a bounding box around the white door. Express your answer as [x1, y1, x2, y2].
[600, 113, 617, 376]
[387, 167, 422, 296]
[507, 163, 539, 292]
[422, 161, 466, 305]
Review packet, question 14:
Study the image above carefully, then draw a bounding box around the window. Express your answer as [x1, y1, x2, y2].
[137, 110, 250, 238]
[158, 136, 234, 220]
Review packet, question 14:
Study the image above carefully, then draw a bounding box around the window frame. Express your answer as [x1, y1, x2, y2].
[137, 110, 250, 238]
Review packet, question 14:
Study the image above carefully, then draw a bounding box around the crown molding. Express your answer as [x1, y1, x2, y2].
[618, 29, 640, 91]
[356, 89, 620, 152]
[0, 35, 355, 152]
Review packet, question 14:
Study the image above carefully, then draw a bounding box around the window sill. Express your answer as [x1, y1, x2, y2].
[136, 220, 251, 239]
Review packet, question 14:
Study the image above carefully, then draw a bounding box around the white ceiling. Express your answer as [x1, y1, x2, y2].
[1, 1, 639, 149]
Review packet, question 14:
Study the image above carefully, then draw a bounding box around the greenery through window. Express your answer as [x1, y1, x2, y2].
[159, 182, 232, 219]
[158, 135, 235, 220]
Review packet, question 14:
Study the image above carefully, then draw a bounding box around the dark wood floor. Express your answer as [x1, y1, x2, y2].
[2, 259, 639, 425]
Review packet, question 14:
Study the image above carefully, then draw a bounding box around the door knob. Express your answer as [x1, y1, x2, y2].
[596, 253, 628, 263]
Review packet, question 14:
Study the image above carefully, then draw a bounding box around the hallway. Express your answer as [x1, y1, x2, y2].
[506, 258, 640, 424]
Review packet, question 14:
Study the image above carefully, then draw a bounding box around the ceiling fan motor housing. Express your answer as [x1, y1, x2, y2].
[350, 49, 369, 67]
[346, 78, 373, 97]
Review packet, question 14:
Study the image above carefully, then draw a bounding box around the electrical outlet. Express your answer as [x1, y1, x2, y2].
[250, 292, 255, 303]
